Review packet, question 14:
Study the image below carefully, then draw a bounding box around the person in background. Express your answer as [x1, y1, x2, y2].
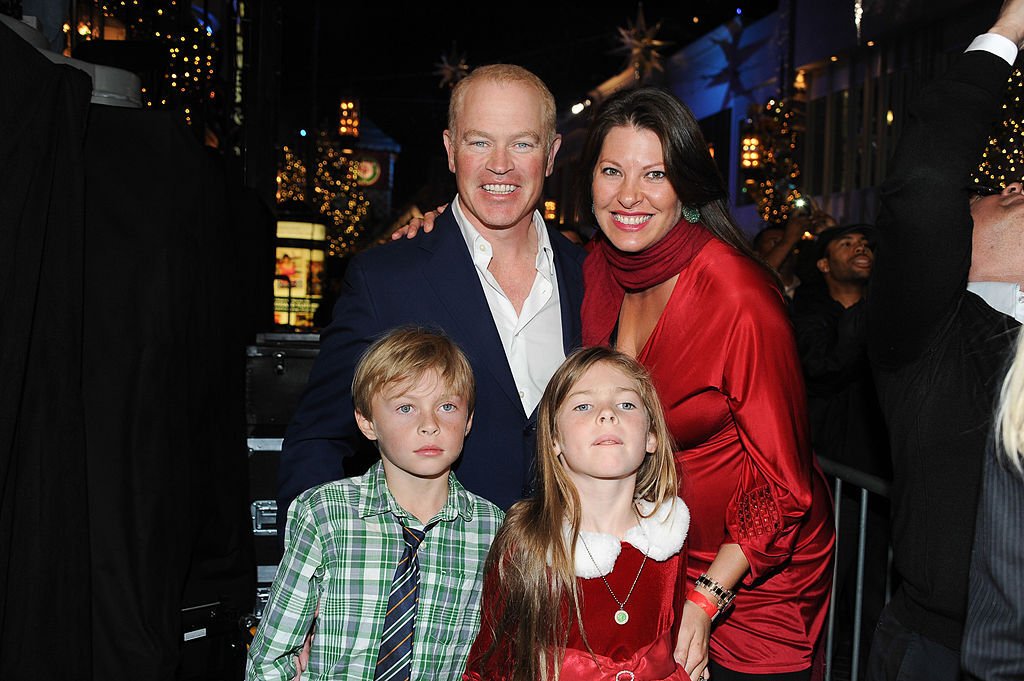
[752, 223, 801, 299]
[247, 328, 504, 680]
[865, 2, 1024, 678]
[791, 224, 889, 666]
[277, 64, 585, 521]
[753, 209, 837, 301]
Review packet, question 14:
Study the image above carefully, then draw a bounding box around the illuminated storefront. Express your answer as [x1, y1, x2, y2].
[273, 219, 326, 327]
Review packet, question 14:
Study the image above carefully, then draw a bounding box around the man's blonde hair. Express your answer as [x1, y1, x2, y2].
[448, 64, 557, 149]
[352, 327, 475, 419]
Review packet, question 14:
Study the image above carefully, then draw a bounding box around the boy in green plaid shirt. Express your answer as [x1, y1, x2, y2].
[246, 327, 504, 681]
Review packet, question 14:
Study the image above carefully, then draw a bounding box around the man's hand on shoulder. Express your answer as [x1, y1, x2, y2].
[391, 203, 449, 240]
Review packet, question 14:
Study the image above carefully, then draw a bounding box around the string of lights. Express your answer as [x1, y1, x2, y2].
[277, 138, 370, 257]
[973, 67, 1024, 190]
[276, 145, 306, 204]
[739, 97, 806, 225]
[70, 1, 217, 124]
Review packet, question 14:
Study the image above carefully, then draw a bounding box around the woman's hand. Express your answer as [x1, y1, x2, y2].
[675, 600, 711, 681]
[390, 203, 449, 239]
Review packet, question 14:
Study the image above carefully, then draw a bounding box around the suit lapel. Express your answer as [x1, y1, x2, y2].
[418, 211, 525, 416]
[551, 232, 585, 355]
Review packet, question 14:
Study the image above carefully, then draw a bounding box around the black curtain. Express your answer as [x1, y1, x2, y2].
[83, 106, 254, 679]
[2, 21, 256, 680]
[0, 23, 94, 680]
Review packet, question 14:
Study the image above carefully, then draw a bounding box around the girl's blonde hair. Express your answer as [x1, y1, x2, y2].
[477, 347, 678, 681]
[995, 329, 1024, 475]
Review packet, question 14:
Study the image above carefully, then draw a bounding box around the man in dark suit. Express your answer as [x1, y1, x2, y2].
[278, 64, 586, 517]
[865, 2, 1024, 679]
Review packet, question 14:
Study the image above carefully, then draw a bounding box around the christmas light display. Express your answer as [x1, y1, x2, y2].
[739, 98, 807, 225]
[74, 1, 217, 123]
[276, 145, 307, 204]
[338, 100, 360, 138]
[973, 67, 1024, 190]
[277, 136, 370, 257]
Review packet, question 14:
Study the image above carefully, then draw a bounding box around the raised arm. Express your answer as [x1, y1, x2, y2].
[869, 3, 1022, 367]
[762, 213, 808, 271]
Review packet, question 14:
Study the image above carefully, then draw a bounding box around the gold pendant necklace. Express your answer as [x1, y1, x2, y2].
[578, 512, 650, 626]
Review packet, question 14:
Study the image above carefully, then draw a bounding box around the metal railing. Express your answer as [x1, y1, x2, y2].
[819, 457, 892, 681]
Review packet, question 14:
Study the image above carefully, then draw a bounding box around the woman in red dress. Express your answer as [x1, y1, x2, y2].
[578, 86, 834, 681]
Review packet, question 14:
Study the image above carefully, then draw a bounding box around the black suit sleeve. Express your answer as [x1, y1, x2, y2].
[962, 442, 1024, 680]
[277, 255, 381, 517]
[868, 50, 1013, 368]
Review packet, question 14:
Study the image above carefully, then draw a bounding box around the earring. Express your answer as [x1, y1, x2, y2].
[591, 203, 596, 217]
[682, 204, 701, 224]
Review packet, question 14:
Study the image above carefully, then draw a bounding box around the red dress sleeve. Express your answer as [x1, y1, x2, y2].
[718, 266, 816, 583]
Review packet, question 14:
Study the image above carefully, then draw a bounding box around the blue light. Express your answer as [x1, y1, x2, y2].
[736, 7, 743, 14]
[300, 129, 307, 137]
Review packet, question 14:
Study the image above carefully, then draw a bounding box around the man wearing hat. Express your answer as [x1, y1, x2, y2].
[792, 223, 885, 474]
[791, 224, 890, 667]
[813, 225, 876, 307]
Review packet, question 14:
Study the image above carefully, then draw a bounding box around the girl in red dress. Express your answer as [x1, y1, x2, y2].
[578, 87, 835, 681]
[463, 347, 690, 681]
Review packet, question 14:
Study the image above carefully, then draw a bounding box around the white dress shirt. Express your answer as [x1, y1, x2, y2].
[966, 33, 1019, 66]
[451, 196, 565, 415]
[968, 281, 1024, 323]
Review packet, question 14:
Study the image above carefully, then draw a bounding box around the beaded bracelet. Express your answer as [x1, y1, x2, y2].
[685, 588, 719, 621]
[695, 573, 736, 611]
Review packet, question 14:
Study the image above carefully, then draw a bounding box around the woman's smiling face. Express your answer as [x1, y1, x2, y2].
[591, 125, 683, 253]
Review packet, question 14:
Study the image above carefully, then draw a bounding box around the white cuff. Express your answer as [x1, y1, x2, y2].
[966, 33, 1019, 66]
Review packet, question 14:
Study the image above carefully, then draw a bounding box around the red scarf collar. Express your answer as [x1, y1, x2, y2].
[582, 218, 712, 346]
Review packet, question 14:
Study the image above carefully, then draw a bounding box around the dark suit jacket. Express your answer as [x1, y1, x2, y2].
[962, 440, 1024, 680]
[277, 207, 586, 516]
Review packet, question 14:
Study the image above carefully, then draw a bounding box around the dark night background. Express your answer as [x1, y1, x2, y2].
[280, 1, 780, 211]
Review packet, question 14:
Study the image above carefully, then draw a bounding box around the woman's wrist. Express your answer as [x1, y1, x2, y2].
[685, 589, 719, 621]
[695, 573, 736, 612]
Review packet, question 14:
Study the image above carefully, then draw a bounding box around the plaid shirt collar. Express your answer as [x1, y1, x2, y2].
[357, 460, 476, 525]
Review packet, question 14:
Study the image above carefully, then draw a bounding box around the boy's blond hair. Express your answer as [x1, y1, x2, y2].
[352, 327, 475, 419]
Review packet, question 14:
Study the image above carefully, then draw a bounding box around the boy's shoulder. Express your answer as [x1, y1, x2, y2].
[293, 465, 382, 519]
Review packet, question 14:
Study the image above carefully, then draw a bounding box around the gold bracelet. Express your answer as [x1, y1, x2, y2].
[696, 573, 735, 611]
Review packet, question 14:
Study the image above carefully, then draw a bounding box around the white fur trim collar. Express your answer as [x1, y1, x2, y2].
[571, 498, 689, 579]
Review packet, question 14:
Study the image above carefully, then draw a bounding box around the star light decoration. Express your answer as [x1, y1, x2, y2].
[434, 44, 469, 89]
[739, 98, 807, 225]
[973, 67, 1024, 191]
[614, 7, 671, 82]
